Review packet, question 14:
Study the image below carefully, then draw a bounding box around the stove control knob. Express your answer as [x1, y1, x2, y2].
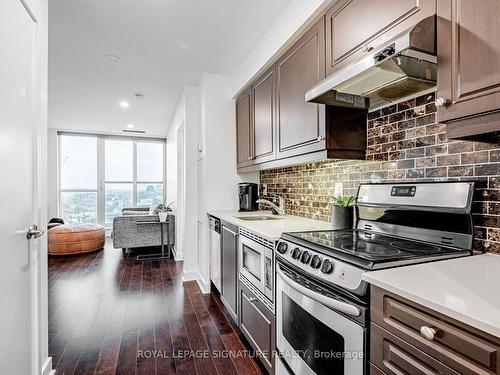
[300, 251, 311, 264]
[277, 242, 288, 254]
[321, 259, 334, 274]
[310, 255, 322, 269]
[291, 248, 301, 260]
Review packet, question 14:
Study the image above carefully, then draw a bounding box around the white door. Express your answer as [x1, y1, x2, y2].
[0, 1, 44, 374]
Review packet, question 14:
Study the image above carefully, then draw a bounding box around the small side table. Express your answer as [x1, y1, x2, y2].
[135, 220, 171, 261]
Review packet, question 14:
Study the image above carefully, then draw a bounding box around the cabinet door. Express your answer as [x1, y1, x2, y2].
[437, 0, 500, 124]
[326, 0, 436, 75]
[221, 222, 238, 322]
[238, 282, 275, 373]
[276, 17, 326, 160]
[236, 89, 253, 168]
[252, 67, 276, 164]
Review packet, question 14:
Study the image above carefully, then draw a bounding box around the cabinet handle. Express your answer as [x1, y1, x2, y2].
[362, 44, 374, 53]
[317, 136, 325, 142]
[420, 326, 438, 341]
[435, 97, 449, 108]
[248, 297, 258, 303]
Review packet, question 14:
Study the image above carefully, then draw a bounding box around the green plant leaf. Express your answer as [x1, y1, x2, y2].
[333, 195, 357, 208]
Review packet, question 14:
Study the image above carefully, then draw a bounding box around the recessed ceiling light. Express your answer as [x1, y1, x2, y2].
[119, 101, 130, 108]
[126, 123, 135, 129]
[105, 54, 121, 62]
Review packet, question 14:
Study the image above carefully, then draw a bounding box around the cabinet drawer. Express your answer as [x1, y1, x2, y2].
[238, 281, 275, 373]
[372, 287, 500, 375]
[370, 363, 387, 375]
[371, 323, 460, 375]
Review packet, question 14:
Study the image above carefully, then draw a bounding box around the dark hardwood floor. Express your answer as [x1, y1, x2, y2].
[48, 240, 263, 375]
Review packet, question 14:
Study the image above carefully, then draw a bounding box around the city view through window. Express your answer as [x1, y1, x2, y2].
[59, 135, 165, 225]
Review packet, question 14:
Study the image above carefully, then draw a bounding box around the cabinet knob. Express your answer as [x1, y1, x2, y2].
[248, 297, 258, 303]
[420, 326, 437, 341]
[435, 97, 449, 108]
[317, 136, 325, 142]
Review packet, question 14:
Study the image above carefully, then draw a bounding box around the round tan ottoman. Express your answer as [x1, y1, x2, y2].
[48, 224, 105, 255]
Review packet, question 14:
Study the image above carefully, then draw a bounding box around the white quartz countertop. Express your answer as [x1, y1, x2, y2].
[362, 254, 500, 338]
[207, 210, 332, 241]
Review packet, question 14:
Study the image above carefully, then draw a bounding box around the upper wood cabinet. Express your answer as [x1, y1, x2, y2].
[437, 0, 500, 138]
[276, 17, 326, 160]
[236, 88, 253, 169]
[325, 0, 436, 75]
[252, 67, 276, 164]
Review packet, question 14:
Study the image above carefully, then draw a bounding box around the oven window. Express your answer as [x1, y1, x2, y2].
[282, 293, 345, 374]
[242, 244, 261, 280]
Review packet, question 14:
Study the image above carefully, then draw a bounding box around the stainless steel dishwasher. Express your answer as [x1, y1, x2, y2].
[208, 216, 222, 292]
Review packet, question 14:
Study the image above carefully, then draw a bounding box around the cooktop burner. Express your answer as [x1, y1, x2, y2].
[389, 241, 441, 253]
[340, 242, 401, 256]
[284, 229, 468, 266]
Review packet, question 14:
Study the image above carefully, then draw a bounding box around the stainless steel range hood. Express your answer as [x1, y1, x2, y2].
[306, 16, 437, 110]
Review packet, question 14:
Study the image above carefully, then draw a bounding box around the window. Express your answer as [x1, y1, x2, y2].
[58, 134, 165, 227]
[59, 135, 98, 224]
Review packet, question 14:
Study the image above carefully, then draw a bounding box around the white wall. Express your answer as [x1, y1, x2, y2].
[166, 86, 199, 282]
[195, 73, 258, 293]
[47, 128, 58, 220]
[232, 0, 330, 96]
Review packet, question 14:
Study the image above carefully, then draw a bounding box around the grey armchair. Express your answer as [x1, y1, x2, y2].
[111, 207, 175, 251]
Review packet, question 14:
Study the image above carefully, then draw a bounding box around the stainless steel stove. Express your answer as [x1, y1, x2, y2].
[275, 182, 475, 375]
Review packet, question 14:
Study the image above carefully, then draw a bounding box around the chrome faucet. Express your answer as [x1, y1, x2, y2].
[256, 196, 285, 216]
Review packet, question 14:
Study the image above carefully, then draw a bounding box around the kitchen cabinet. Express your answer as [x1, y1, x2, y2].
[236, 88, 253, 169]
[370, 286, 500, 374]
[325, 0, 436, 75]
[437, 0, 500, 138]
[238, 281, 275, 374]
[252, 67, 276, 164]
[276, 17, 326, 160]
[221, 221, 239, 323]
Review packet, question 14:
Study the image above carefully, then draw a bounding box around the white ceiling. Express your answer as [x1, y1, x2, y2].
[48, 0, 289, 136]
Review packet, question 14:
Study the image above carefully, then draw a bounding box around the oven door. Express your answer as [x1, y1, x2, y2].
[239, 235, 273, 300]
[276, 264, 365, 375]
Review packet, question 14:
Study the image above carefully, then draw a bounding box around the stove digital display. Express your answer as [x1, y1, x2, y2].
[391, 185, 416, 197]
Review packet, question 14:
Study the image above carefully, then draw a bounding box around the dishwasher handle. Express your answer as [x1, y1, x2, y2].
[208, 216, 221, 233]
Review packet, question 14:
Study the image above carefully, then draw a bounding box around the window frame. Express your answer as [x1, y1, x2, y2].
[58, 132, 166, 227]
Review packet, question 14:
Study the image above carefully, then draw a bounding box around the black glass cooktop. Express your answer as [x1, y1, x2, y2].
[282, 230, 471, 269]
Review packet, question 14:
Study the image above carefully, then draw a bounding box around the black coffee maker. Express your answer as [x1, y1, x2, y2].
[238, 183, 259, 211]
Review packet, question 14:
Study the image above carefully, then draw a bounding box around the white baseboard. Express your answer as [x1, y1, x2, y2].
[172, 246, 183, 261]
[196, 273, 210, 294]
[42, 357, 54, 375]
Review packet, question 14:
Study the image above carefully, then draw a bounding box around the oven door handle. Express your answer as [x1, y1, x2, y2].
[277, 265, 361, 317]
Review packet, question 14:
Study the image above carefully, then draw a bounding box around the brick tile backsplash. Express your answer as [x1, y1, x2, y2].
[260, 91, 500, 253]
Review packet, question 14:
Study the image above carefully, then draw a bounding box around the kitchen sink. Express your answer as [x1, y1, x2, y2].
[234, 216, 283, 221]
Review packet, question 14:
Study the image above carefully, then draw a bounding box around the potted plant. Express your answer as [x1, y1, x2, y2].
[331, 195, 357, 229]
[154, 200, 174, 222]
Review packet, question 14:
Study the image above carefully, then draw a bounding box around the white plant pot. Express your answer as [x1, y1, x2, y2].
[158, 212, 168, 222]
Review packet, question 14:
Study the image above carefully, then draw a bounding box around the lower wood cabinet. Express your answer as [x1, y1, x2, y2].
[370, 286, 500, 375]
[238, 281, 275, 374]
[221, 221, 238, 323]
